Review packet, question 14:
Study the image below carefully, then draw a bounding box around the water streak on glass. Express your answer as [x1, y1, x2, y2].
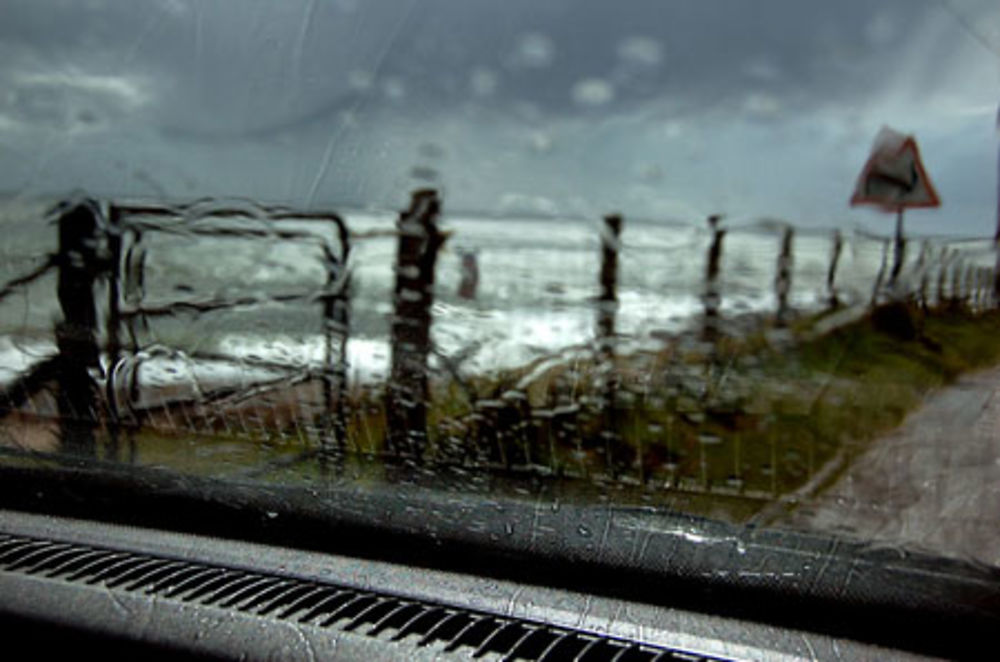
[1, 0, 1000, 574]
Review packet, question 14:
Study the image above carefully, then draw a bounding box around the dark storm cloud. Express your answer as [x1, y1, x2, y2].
[0, 0, 927, 136]
[0, 0, 997, 233]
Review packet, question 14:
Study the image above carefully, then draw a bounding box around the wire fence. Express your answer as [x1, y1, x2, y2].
[0, 191, 997, 496]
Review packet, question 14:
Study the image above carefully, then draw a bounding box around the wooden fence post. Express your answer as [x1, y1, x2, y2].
[387, 189, 445, 459]
[993, 266, 1000, 309]
[951, 256, 964, 309]
[54, 199, 104, 458]
[597, 214, 622, 477]
[974, 267, 982, 310]
[988, 267, 993, 309]
[994, 243, 1000, 305]
[871, 238, 889, 307]
[982, 267, 990, 311]
[120, 226, 146, 362]
[104, 205, 124, 460]
[597, 215, 621, 355]
[702, 215, 725, 341]
[827, 230, 842, 309]
[322, 216, 351, 457]
[964, 263, 975, 309]
[457, 251, 479, 300]
[775, 226, 794, 326]
[984, 267, 992, 311]
[971, 265, 980, 309]
[989, 266, 998, 310]
[915, 240, 931, 310]
[936, 247, 950, 309]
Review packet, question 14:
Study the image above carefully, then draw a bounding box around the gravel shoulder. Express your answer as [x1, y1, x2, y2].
[773, 362, 1000, 565]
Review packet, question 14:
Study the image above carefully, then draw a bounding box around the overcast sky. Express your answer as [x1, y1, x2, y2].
[1, 0, 998, 235]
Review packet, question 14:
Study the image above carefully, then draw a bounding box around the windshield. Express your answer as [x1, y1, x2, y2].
[2, 0, 1000, 623]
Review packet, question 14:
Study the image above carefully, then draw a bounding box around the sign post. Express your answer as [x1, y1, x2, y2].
[994, 104, 999, 301]
[850, 127, 940, 297]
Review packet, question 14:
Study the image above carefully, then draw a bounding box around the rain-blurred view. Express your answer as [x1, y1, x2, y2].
[2, 0, 1000, 568]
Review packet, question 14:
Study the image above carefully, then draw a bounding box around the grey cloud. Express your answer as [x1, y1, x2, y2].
[3, 0, 929, 136]
[0, 0, 996, 235]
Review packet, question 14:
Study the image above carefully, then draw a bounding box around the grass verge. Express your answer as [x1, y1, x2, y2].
[5, 303, 1000, 523]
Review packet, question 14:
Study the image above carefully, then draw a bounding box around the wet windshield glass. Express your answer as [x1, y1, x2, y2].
[2, 0, 1000, 571]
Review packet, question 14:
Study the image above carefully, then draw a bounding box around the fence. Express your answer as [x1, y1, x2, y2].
[0, 196, 351, 463]
[1, 190, 998, 496]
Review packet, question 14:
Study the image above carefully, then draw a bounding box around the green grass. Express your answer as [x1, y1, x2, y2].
[6, 302, 1000, 523]
[401, 303, 1000, 516]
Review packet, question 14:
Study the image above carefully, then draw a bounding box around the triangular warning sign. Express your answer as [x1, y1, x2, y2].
[850, 127, 941, 210]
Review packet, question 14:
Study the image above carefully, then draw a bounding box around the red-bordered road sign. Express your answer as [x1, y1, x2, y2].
[850, 127, 941, 210]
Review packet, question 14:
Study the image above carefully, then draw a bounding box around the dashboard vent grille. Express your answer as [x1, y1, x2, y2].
[0, 533, 724, 661]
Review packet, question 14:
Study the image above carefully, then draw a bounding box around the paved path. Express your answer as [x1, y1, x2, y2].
[778, 364, 1000, 565]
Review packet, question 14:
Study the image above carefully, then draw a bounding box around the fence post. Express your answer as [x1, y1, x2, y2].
[104, 205, 124, 460]
[965, 263, 974, 308]
[936, 247, 950, 309]
[775, 226, 794, 326]
[972, 267, 980, 312]
[978, 267, 985, 310]
[827, 230, 842, 309]
[54, 199, 104, 458]
[323, 216, 351, 458]
[597, 214, 622, 478]
[995, 243, 1000, 305]
[387, 189, 445, 459]
[993, 265, 1000, 309]
[985, 268, 990, 310]
[702, 215, 725, 341]
[951, 256, 964, 309]
[989, 266, 998, 310]
[871, 238, 889, 307]
[981, 267, 990, 311]
[978, 267, 986, 311]
[915, 240, 931, 310]
[964, 263, 975, 309]
[457, 251, 479, 300]
[984, 267, 992, 311]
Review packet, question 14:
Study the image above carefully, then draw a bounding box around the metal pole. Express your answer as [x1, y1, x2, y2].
[889, 207, 906, 293]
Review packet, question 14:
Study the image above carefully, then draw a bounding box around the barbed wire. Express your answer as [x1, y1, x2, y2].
[0, 256, 55, 305]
